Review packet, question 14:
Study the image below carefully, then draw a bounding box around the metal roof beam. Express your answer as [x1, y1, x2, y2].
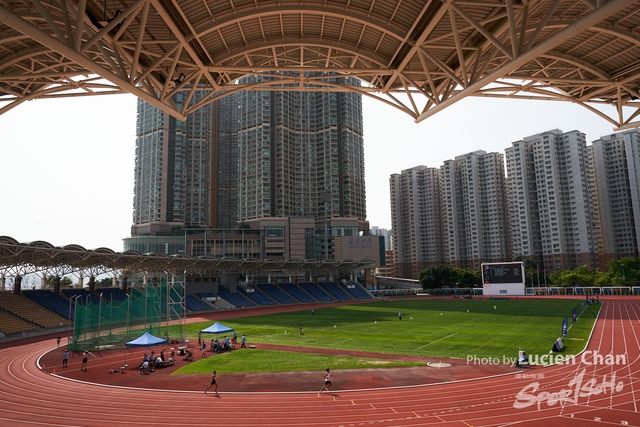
[415, 0, 634, 123]
[0, 5, 187, 120]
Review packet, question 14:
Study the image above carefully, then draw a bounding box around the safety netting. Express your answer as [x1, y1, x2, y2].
[70, 282, 183, 351]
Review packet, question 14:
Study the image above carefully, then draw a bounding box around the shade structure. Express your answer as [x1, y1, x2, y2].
[200, 322, 234, 335]
[125, 332, 167, 347]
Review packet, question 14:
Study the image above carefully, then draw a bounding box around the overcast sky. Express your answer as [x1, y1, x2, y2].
[1, 91, 620, 252]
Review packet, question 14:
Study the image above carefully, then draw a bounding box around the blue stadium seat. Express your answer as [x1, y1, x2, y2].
[238, 287, 277, 306]
[256, 284, 297, 304]
[61, 289, 101, 305]
[280, 283, 316, 302]
[96, 288, 128, 302]
[340, 281, 373, 299]
[23, 290, 75, 320]
[185, 295, 214, 312]
[318, 282, 352, 300]
[217, 288, 256, 308]
[299, 282, 333, 301]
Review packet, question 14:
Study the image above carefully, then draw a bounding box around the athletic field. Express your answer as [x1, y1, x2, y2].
[169, 298, 600, 374]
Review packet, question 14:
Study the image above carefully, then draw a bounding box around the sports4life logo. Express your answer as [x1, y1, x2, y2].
[513, 368, 624, 410]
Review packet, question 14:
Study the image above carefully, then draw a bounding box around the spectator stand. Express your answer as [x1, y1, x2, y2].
[195, 293, 221, 310]
[340, 281, 374, 299]
[318, 282, 352, 301]
[238, 286, 277, 306]
[299, 282, 334, 302]
[255, 284, 297, 304]
[0, 291, 69, 333]
[0, 309, 40, 336]
[279, 283, 316, 302]
[23, 290, 75, 320]
[96, 288, 129, 302]
[185, 295, 215, 312]
[217, 287, 256, 308]
[62, 288, 101, 306]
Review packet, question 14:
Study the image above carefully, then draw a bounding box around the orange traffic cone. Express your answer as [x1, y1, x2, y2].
[42, 363, 46, 370]
[53, 368, 56, 374]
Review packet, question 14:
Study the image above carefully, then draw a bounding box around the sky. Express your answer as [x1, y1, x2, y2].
[0, 90, 622, 252]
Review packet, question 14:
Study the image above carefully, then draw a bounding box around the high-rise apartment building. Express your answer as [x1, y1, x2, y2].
[127, 90, 239, 255]
[390, 166, 443, 279]
[591, 129, 640, 260]
[236, 74, 368, 259]
[506, 129, 598, 271]
[442, 151, 510, 268]
[128, 78, 370, 262]
[210, 94, 238, 229]
[370, 226, 392, 251]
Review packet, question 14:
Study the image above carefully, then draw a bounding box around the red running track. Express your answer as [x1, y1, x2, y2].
[1, 298, 639, 426]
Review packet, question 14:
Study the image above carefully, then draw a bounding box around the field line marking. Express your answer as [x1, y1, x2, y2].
[415, 333, 458, 350]
[436, 415, 445, 422]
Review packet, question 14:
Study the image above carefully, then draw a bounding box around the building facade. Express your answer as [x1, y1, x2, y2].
[236, 74, 368, 260]
[506, 129, 598, 272]
[442, 151, 511, 268]
[131, 90, 234, 237]
[591, 129, 640, 261]
[127, 80, 374, 267]
[390, 166, 444, 279]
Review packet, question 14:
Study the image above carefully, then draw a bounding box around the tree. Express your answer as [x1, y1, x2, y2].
[552, 265, 594, 287]
[96, 277, 113, 285]
[593, 269, 609, 287]
[454, 268, 481, 287]
[607, 257, 640, 286]
[419, 265, 457, 289]
[514, 256, 539, 287]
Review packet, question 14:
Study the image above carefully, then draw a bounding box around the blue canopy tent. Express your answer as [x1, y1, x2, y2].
[125, 332, 167, 347]
[200, 322, 234, 335]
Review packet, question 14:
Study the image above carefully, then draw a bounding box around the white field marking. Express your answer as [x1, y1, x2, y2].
[415, 333, 458, 350]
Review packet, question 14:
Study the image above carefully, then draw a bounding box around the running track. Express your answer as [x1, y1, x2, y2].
[1, 298, 639, 426]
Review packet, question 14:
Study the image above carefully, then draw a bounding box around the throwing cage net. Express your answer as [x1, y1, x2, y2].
[70, 279, 185, 351]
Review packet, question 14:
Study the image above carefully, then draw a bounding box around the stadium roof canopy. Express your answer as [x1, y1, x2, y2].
[1, 0, 640, 130]
[0, 236, 374, 277]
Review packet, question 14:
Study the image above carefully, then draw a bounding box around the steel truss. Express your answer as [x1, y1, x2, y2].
[1, 0, 639, 129]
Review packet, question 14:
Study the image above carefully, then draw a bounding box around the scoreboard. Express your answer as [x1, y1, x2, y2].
[482, 262, 524, 285]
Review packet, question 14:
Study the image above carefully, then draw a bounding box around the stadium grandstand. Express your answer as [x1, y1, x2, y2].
[0, 236, 374, 344]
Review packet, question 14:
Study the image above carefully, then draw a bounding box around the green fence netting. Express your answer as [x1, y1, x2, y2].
[71, 283, 184, 351]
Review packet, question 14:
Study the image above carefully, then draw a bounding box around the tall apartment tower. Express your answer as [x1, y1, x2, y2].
[131, 90, 238, 237]
[505, 129, 598, 271]
[210, 93, 239, 228]
[591, 129, 640, 260]
[235, 74, 368, 259]
[236, 74, 365, 221]
[390, 166, 443, 279]
[441, 151, 510, 268]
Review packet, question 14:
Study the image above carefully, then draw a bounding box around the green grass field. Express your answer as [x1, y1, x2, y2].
[170, 298, 600, 374]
